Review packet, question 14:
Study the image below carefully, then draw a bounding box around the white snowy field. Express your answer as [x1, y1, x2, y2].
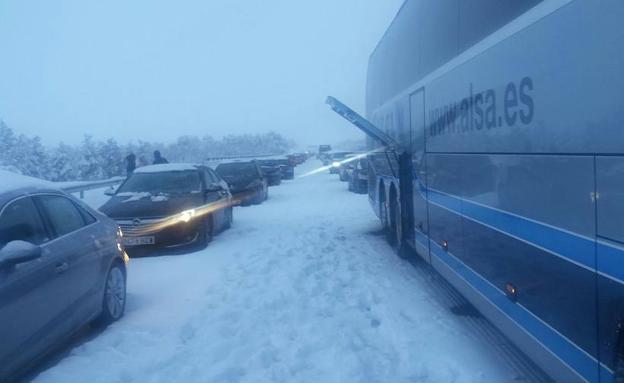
[34, 161, 521, 383]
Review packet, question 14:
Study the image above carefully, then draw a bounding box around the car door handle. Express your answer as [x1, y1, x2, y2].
[55, 262, 69, 274]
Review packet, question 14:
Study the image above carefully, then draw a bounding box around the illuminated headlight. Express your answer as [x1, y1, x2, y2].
[177, 209, 196, 223]
[332, 161, 341, 168]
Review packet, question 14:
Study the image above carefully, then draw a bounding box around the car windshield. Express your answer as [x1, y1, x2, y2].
[216, 163, 258, 181]
[117, 171, 201, 194]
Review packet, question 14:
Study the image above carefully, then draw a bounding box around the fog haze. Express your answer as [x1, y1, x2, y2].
[0, 0, 403, 147]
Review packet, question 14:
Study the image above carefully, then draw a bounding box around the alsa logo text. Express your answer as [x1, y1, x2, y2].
[428, 77, 534, 137]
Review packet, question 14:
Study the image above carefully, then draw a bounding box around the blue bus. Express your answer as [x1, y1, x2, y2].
[328, 1, 624, 382]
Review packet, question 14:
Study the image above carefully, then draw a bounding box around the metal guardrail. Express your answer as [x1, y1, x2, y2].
[204, 153, 286, 163]
[60, 177, 125, 199]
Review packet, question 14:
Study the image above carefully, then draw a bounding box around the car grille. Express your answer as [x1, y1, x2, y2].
[117, 218, 166, 237]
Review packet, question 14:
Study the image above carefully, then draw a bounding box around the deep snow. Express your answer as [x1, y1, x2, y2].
[35, 161, 523, 383]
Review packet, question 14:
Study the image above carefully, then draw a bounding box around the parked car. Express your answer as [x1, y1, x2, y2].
[338, 155, 359, 182]
[259, 164, 282, 186]
[328, 152, 354, 174]
[288, 153, 307, 165]
[348, 158, 369, 194]
[215, 161, 268, 206]
[258, 158, 294, 180]
[99, 164, 233, 251]
[0, 171, 128, 381]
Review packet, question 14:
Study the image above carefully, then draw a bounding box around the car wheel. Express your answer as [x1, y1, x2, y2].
[224, 207, 233, 230]
[200, 215, 214, 245]
[95, 263, 126, 326]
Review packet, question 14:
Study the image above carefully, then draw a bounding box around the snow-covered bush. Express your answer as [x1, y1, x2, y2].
[0, 120, 295, 181]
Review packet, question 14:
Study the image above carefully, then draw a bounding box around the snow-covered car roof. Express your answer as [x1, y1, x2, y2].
[134, 163, 201, 174]
[0, 170, 54, 194]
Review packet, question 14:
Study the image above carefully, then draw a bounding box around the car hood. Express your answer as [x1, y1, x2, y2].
[99, 192, 203, 219]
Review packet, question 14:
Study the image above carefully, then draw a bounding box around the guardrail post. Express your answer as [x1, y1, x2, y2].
[80, 190, 85, 199]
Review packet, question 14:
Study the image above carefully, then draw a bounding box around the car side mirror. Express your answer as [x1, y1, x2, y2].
[104, 186, 116, 196]
[0, 241, 42, 268]
[206, 183, 223, 192]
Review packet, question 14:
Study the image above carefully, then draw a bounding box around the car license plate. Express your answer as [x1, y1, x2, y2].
[123, 236, 155, 246]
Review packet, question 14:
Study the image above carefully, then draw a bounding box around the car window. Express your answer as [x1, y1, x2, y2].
[0, 197, 49, 247]
[208, 169, 221, 183]
[216, 162, 260, 181]
[36, 195, 87, 237]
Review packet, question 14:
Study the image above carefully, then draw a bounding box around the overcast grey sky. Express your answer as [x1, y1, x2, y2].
[0, 0, 403, 147]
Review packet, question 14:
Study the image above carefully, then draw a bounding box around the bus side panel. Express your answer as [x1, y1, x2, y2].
[459, 154, 598, 364]
[425, 154, 465, 259]
[596, 157, 624, 378]
[425, 0, 624, 155]
[426, 153, 600, 382]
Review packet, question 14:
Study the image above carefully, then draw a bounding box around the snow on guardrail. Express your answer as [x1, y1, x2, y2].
[58, 177, 125, 198]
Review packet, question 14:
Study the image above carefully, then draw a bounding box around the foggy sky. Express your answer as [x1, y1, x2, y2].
[0, 0, 403, 148]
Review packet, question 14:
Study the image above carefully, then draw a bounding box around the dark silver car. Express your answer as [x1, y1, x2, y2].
[99, 164, 233, 250]
[0, 173, 128, 381]
[215, 161, 268, 206]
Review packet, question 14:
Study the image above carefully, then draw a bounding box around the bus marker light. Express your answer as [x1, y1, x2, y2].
[505, 283, 518, 302]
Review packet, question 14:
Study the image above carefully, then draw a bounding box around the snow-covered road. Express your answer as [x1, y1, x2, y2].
[33, 161, 525, 383]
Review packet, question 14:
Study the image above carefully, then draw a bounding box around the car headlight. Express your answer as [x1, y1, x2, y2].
[332, 161, 341, 168]
[177, 209, 196, 223]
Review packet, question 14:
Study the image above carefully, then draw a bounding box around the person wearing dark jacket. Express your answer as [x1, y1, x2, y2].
[126, 153, 136, 176]
[153, 150, 169, 165]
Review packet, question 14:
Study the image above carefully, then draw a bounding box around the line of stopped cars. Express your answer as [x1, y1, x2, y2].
[0, 152, 310, 382]
[319, 149, 369, 194]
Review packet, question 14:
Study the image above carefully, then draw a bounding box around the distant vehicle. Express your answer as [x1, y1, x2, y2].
[318, 145, 332, 161]
[0, 171, 128, 381]
[328, 152, 353, 174]
[257, 158, 294, 180]
[287, 153, 307, 166]
[347, 158, 368, 194]
[338, 154, 360, 182]
[318, 145, 331, 155]
[99, 164, 233, 250]
[259, 163, 282, 186]
[215, 161, 268, 206]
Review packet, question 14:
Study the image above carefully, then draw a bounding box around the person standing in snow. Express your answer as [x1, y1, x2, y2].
[126, 153, 136, 176]
[153, 150, 169, 165]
